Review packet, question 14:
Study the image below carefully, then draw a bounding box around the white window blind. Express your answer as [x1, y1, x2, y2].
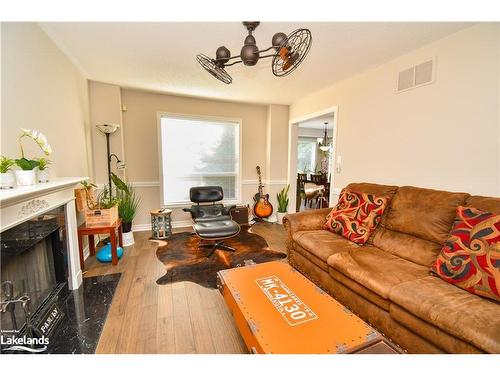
[160, 116, 240, 205]
[297, 138, 317, 174]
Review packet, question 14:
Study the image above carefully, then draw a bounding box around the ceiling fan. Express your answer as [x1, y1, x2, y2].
[196, 22, 312, 84]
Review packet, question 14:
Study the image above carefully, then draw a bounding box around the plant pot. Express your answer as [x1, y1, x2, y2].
[37, 168, 50, 183]
[0, 171, 15, 189]
[276, 212, 287, 224]
[122, 230, 135, 247]
[15, 170, 36, 186]
[122, 221, 133, 233]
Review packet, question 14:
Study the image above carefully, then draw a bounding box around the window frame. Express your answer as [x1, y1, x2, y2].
[157, 112, 242, 208]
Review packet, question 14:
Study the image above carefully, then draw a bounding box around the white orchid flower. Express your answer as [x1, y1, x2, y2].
[18, 128, 52, 158]
[36, 133, 47, 145]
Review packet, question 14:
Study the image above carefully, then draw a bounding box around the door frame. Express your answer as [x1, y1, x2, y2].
[287, 105, 339, 213]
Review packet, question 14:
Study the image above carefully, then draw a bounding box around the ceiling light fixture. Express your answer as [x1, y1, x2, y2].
[319, 122, 332, 152]
[196, 22, 312, 84]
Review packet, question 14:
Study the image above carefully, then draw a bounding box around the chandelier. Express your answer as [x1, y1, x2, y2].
[319, 122, 331, 152]
[196, 22, 312, 84]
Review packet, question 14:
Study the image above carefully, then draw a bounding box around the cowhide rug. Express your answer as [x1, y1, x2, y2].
[155, 227, 286, 289]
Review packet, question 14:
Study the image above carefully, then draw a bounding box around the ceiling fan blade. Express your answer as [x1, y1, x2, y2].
[283, 51, 299, 71]
[196, 53, 233, 84]
[272, 28, 312, 77]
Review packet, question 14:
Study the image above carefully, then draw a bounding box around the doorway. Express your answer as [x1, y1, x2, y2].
[288, 107, 338, 213]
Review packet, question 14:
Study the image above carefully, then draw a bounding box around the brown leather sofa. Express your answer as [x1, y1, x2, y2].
[283, 182, 500, 353]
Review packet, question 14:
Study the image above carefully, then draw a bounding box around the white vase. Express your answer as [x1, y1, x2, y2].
[276, 212, 287, 224]
[122, 231, 135, 247]
[0, 171, 15, 189]
[37, 169, 50, 183]
[15, 170, 36, 186]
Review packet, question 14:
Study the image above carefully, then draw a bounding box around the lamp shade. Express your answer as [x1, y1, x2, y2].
[96, 123, 120, 134]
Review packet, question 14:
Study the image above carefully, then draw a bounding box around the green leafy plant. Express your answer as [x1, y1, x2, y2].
[110, 172, 140, 227]
[81, 180, 97, 190]
[80, 181, 98, 209]
[0, 156, 15, 173]
[15, 158, 40, 170]
[277, 184, 290, 213]
[95, 185, 118, 209]
[111, 172, 130, 194]
[117, 183, 140, 224]
[37, 157, 52, 171]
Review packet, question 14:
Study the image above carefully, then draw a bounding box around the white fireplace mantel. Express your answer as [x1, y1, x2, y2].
[1, 177, 88, 290]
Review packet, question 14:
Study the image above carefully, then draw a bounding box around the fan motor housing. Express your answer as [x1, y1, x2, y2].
[241, 44, 259, 66]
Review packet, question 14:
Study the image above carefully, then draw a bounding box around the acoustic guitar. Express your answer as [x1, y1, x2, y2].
[253, 166, 274, 218]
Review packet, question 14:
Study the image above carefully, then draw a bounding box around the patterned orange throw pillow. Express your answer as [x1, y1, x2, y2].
[433, 206, 500, 302]
[324, 189, 390, 245]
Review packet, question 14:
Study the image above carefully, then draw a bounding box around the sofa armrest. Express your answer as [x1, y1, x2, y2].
[283, 208, 332, 236]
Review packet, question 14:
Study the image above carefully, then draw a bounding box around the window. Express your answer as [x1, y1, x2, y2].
[297, 137, 317, 174]
[159, 115, 240, 205]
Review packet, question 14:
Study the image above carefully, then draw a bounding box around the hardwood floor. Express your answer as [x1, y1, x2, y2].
[83, 222, 287, 354]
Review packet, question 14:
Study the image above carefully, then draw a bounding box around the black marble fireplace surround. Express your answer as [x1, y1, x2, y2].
[40, 273, 121, 354]
[1, 208, 121, 354]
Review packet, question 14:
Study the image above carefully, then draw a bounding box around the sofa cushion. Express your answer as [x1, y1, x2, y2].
[383, 186, 469, 244]
[324, 190, 391, 245]
[372, 227, 441, 267]
[390, 304, 483, 353]
[432, 206, 500, 302]
[344, 182, 399, 197]
[389, 276, 500, 353]
[329, 268, 391, 310]
[292, 230, 358, 271]
[327, 246, 429, 299]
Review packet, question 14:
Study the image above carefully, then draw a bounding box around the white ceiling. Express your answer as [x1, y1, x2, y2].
[40, 22, 472, 105]
[299, 113, 334, 129]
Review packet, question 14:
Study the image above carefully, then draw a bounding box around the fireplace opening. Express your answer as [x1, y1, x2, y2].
[1, 207, 68, 340]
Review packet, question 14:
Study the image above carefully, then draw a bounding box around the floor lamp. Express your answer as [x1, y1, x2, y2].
[96, 124, 125, 197]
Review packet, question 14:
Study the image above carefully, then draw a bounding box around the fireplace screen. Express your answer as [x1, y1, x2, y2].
[1, 207, 68, 335]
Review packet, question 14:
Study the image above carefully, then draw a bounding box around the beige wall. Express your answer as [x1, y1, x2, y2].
[290, 23, 500, 197]
[89, 88, 290, 227]
[88, 81, 125, 186]
[1, 23, 90, 178]
[265, 104, 290, 211]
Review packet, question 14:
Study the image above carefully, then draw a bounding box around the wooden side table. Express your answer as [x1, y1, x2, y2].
[78, 218, 123, 270]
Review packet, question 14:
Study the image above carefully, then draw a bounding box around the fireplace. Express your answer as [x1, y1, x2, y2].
[0, 177, 86, 352]
[1, 208, 68, 337]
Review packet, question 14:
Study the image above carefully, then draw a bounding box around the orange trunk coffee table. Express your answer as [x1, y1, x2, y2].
[217, 261, 401, 354]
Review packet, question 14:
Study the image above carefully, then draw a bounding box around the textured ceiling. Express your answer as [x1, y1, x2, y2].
[40, 22, 473, 105]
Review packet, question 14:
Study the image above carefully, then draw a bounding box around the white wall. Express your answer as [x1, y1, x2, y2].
[1, 23, 90, 179]
[290, 23, 500, 197]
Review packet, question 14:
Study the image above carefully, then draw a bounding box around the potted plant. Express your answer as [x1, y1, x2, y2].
[276, 184, 290, 224]
[0, 156, 16, 189]
[75, 181, 97, 212]
[36, 157, 51, 183]
[112, 173, 140, 246]
[84, 186, 119, 227]
[15, 128, 52, 186]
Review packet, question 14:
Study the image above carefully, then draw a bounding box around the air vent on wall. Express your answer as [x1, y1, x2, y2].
[396, 58, 435, 93]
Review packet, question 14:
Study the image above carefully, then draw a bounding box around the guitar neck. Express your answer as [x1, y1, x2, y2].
[257, 168, 263, 195]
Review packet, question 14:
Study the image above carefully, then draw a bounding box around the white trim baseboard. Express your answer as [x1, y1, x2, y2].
[132, 181, 160, 188]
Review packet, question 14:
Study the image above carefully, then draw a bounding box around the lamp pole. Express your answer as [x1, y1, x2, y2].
[105, 132, 113, 197]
